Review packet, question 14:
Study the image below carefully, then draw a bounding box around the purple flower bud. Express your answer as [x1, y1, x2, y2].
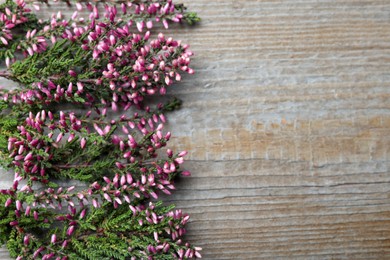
[66, 225, 75, 236]
[146, 20, 153, 29]
[147, 174, 154, 184]
[76, 2, 83, 11]
[150, 191, 158, 199]
[185, 248, 192, 258]
[68, 70, 77, 77]
[14, 154, 24, 161]
[126, 173, 133, 184]
[59, 111, 65, 121]
[177, 249, 184, 258]
[103, 125, 111, 135]
[121, 3, 127, 14]
[93, 123, 104, 136]
[119, 175, 126, 186]
[176, 150, 188, 157]
[112, 175, 119, 188]
[23, 235, 30, 246]
[15, 209, 21, 218]
[175, 72, 182, 81]
[62, 240, 68, 248]
[33, 247, 45, 258]
[76, 82, 84, 93]
[136, 22, 144, 32]
[80, 208, 86, 219]
[109, 35, 116, 45]
[123, 195, 130, 203]
[111, 101, 118, 111]
[181, 171, 191, 176]
[15, 200, 22, 211]
[103, 193, 112, 202]
[195, 251, 202, 258]
[9, 220, 18, 226]
[103, 176, 111, 184]
[163, 243, 170, 253]
[92, 199, 98, 208]
[25, 206, 31, 216]
[115, 162, 124, 169]
[80, 138, 86, 149]
[162, 19, 169, 29]
[56, 132, 63, 143]
[0, 36, 8, 45]
[12, 180, 19, 190]
[174, 157, 184, 164]
[23, 152, 33, 162]
[55, 216, 65, 221]
[51, 234, 57, 244]
[5, 198, 12, 207]
[46, 111, 53, 120]
[67, 133, 75, 142]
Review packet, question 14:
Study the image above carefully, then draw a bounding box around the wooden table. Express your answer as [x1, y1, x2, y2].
[1, 0, 390, 259]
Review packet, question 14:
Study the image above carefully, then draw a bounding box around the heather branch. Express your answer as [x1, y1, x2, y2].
[0, 0, 201, 259]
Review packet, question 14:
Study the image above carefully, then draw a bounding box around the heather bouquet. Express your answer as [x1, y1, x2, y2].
[0, 0, 201, 259]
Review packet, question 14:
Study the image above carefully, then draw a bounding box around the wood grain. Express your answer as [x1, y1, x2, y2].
[1, 0, 390, 259]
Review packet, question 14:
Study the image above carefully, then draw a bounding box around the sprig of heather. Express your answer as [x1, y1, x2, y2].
[31, 0, 201, 27]
[0, 12, 194, 115]
[1, 189, 202, 259]
[4, 98, 183, 181]
[0, 0, 199, 66]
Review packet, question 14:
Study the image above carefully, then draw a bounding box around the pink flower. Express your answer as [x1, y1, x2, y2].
[103, 193, 112, 202]
[181, 171, 191, 176]
[80, 208, 87, 219]
[15, 200, 22, 210]
[25, 206, 31, 216]
[4, 198, 12, 207]
[51, 234, 56, 244]
[76, 2, 83, 11]
[136, 22, 144, 32]
[0, 36, 8, 45]
[66, 225, 75, 236]
[92, 199, 98, 208]
[9, 220, 18, 226]
[80, 138, 86, 149]
[174, 157, 184, 164]
[162, 19, 169, 29]
[23, 235, 30, 246]
[62, 240, 68, 249]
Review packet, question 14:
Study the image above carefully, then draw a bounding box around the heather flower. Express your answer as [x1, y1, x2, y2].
[0, 1, 200, 259]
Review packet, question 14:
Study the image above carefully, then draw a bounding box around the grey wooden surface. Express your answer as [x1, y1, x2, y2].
[2, 0, 390, 259]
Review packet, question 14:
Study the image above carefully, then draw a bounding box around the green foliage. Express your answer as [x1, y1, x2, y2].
[0, 0, 42, 61]
[0, 115, 19, 167]
[184, 12, 201, 25]
[0, 195, 13, 245]
[5, 229, 21, 258]
[11, 39, 87, 85]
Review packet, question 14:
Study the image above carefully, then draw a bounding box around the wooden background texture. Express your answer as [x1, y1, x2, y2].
[2, 0, 390, 259]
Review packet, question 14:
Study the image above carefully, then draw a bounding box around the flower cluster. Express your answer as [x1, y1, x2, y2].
[0, 0, 201, 259]
[1, 2, 195, 113]
[0, 0, 199, 66]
